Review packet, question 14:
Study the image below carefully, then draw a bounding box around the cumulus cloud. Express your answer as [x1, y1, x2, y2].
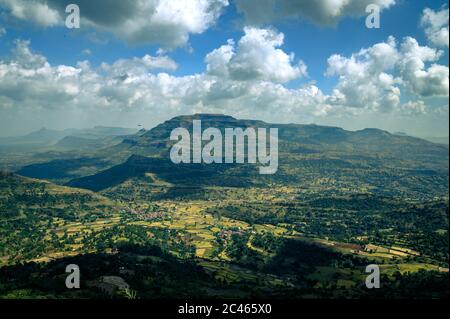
[399, 100, 427, 115]
[326, 36, 449, 112]
[0, 40, 83, 110]
[0, 40, 183, 112]
[206, 27, 307, 83]
[0, 0, 61, 27]
[0, 36, 446, 132]
[398, 37, 448, 97]
[0, 39, 326, 123]
[101, 54, 178, 78]
[421, 7, 449, 48]
[326, 36, 402, 111]
[0, 0, 229, 49]
[235, 0, 396, 26]
[10, 39, 49, 68]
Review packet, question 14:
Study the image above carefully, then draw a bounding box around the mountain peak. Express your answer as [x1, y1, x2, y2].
[169, 113, 237, 122]
[357, 128, 391, 136]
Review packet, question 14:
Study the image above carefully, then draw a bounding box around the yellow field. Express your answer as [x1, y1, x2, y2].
[14, 197, 448, 282]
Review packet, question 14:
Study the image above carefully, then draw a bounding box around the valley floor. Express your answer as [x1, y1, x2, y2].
[0, 174, 448, 299]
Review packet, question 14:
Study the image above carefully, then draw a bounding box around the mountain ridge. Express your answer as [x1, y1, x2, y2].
[56, 114, 448, 198]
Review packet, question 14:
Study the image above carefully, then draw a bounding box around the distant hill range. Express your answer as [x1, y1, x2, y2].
[0, 126, 138, 147]
[11, 114, 449, 198]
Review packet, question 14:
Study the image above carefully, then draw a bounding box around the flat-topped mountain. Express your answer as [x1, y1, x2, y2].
[43, 114, 448, 197]
[102, 114, 448, 169]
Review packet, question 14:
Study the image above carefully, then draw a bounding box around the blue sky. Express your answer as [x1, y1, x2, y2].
[0, 0, 448, 137]
[1, 0, 446, 86]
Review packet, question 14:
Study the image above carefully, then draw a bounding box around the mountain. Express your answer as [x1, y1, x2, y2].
[102, 114, 448, 164]
[0, 128, 71, 147]
[0, 126, 139, 173]
[55, 136, 109, 150]
[83, 114, 447, 167]
[66, 154, 258, 192]
[17, 157, 110, 183]
[0, 126, 138, 147]
[1, 115, 449, 300]
[60, 114, 448, 198]
[54, 134, 133, 151]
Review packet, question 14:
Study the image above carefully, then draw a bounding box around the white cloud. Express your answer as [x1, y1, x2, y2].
[421, 7, 449, 48]
[83, 0, 229, 48]
[398, 37, 449, 97]
[101, 54, 178, 78]
[235, 0, 396, 26]
[0, 39, 325, 123]
[0, 36, 446, 134]
[0, 0, 61, 27]
[205, 39, 236, 77]
[10, 39, 49, 69]
[0, 27, 5, 37]
[326, 36, 449, 112]
[326, 36, 401, 111]
[206, 27, 307, 83]
[399, 100, 427, 115]
[0, 40, 83, 110]
[0, 0, 229, 49]
[140, 55, 178, 71]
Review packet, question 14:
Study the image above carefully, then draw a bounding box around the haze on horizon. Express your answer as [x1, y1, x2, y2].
[0, 0, 448, 138]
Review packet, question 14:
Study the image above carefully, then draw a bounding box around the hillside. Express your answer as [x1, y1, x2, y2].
[56, 114, 449, 198]
[0, 115, 448, 299]
[110, 114, 448, 168]
[0, 126, 137, 148]
[0, 172, 120, 265]
[0, 169, 448, 299]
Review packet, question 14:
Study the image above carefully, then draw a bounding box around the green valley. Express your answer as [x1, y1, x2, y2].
[0, 115, 448, 299]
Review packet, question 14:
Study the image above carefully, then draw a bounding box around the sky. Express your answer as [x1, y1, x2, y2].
[0, 0, 448, 138]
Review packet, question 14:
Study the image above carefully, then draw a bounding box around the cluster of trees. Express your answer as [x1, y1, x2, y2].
[207, 196, 448, 266]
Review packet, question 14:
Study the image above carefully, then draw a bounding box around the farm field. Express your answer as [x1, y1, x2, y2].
[1, 172, 447, 299]
[0, 114, 448, 299]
